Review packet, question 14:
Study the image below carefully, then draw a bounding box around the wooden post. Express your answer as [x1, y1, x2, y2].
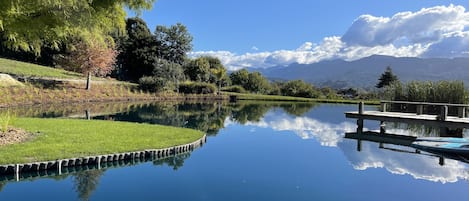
[379, 121, 385, 134]
[381, 102, 387, 112]
[357, 119, 363, 134]
[439, 157, 445, 166]
[15, 164, 19, 181]
[458, 106, 465, 118]
[416, 105, 423, 115]
[440, 105, 448, 121]
[356, 140, 362, 152]
[57, 160, 62, 175]
[359, 102, 364, 114]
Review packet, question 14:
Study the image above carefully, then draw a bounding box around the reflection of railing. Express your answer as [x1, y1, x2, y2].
[345, 131, 469, 166]
[0, 135, 206, 181]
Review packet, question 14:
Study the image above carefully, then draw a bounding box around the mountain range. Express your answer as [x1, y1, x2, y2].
[250, 55, 469, 89]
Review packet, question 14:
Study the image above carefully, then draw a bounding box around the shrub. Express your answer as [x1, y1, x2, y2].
[0, 110, 16, 133]
[221, 85, 246, 93]
[138, 76, 164, 92]
[179, 82, 216, 94]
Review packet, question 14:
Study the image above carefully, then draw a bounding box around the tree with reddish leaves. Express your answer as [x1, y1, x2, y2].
[57, 39, 117, 90]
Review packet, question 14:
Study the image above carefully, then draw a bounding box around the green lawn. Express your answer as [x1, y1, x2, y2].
[0, 118, 204, 164]
[0, 58, 83, 79]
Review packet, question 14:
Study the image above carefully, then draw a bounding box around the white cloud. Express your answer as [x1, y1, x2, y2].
[190, 5, 469, 71]
[251, 46, 259, 51]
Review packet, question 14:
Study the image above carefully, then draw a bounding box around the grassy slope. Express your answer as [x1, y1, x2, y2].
[0, 58, 83, 79]
[0, 118, 204, 164]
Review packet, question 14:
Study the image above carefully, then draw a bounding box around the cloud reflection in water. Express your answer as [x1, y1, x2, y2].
[229, 109, 469, 183]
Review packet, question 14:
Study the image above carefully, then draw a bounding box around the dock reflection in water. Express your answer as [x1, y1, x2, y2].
[341, 131, 469, 183]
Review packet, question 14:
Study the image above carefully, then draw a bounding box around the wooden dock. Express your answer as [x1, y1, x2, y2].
[345, 101, 469, 129]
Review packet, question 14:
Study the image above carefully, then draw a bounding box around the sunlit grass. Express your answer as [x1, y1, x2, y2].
[0, 118, 204, 164]
[0, 58, 83, 79]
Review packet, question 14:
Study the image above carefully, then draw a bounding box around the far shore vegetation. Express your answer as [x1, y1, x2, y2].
[0, 118, 203, 164]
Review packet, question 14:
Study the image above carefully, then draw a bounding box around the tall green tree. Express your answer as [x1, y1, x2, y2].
[117, 17, 157, 81]
[376, 66, 399, 88]
[230, 69, 250, 88]
[184, 57, 211, 82]
[0, 0, 155, 55]
[211, 67, 227, 95]
[246, 72, 271, 94]
[155, 23, 193, 64]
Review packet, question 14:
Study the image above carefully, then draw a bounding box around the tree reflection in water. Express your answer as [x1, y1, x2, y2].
[154, 152, 192, 170]
[93, 101, 317, 136]
[73, 169, 104, 201]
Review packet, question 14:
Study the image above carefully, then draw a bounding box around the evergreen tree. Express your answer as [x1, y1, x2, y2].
[117, 17, 157, 81]
[376, 66, 398, 88]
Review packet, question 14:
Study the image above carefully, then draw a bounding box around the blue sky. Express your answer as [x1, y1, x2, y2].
[135, 0, 469, 70]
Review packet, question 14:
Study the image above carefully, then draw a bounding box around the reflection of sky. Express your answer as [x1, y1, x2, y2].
[227, 106, 469, 184]
[338, 140, 469, 184]
[225, 109, 356, 147]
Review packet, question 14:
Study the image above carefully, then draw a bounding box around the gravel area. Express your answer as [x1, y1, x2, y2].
[0, 128, 33, 146]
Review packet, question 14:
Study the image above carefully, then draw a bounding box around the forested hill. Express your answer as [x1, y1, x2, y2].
[252, 55, 469, 89]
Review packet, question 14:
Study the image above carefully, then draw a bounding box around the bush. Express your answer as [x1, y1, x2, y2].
[280, 80, 320, 98]
[221, 85, 246, 93]
[179, 82, 217, 94]
[138, 76, 164, 92]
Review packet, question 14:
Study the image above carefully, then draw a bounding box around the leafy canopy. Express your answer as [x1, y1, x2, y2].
[0, 0, 155, 55]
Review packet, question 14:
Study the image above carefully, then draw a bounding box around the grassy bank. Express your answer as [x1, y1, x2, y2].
[0, 58, 83, 79]
[225, 92, 379, 105]
[0, 118, 204, 164]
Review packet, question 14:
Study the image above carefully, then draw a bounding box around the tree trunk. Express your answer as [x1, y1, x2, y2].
[86, 72, 91, 90]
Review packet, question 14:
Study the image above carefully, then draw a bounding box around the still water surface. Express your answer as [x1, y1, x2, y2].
[1, 102, 469, 201]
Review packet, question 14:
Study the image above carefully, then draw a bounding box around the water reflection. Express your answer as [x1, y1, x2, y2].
[92, 101, 318, 136]
[5, 101, 469, 200]
[73, 169, 104, 201]
[227, 109, 356, 146]
[338, 138, 469, 183]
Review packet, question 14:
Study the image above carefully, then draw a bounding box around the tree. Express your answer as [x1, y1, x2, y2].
[246, 72, 271, 94]
[57, 38, 117, 90]
[184, 57, 211, 82]
[230, 69, 250, 88]
[280, 80, 319, 98]
[117, 17, 157, 81]
[155, 23, 193, 64]
[0, 0, 155, 55]
[152, 59, 185, 92]
[376, 66, 398, 88]
[211, 67, 227, 95]
[230, 69, 270, 94]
